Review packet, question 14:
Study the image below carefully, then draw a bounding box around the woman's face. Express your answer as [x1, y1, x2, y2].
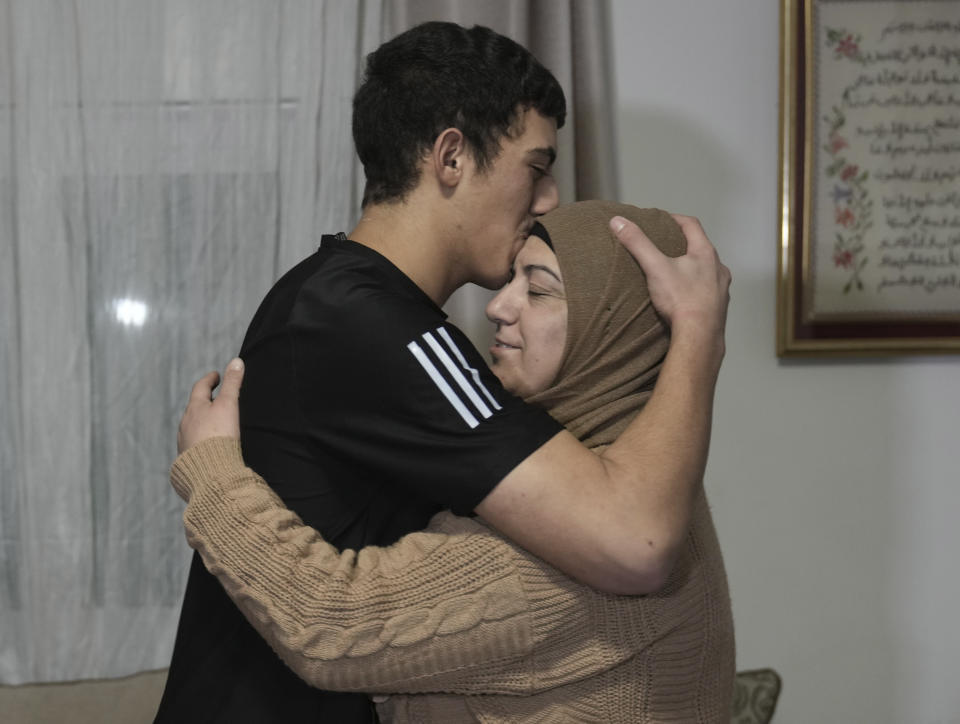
[485, 235, 567, 398]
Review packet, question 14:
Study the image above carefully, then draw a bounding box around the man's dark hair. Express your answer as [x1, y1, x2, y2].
[352, 22, 566, 207]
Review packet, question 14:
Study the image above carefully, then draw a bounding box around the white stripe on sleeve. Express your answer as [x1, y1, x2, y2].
[422, 331, 493, 419]
[407, 341, 479, 428]
[435, 326, 502, 411]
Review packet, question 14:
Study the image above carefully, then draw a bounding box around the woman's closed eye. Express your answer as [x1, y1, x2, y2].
[526, 267, 564, 300]
[529, 285, 561, 299]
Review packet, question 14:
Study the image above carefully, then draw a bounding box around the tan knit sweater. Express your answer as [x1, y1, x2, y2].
[172, 437, 734, 722]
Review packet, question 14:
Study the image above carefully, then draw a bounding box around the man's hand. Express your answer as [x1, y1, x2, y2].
[610, 214, 731, 341]
[177, 358, 244, 454]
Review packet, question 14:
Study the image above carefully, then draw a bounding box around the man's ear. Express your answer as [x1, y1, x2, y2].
[431, 128, 467, 189]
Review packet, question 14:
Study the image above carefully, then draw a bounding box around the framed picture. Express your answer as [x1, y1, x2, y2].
[777, 0, 960, 356]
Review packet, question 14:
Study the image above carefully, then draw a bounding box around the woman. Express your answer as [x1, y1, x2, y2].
[170, 200, 735, 722]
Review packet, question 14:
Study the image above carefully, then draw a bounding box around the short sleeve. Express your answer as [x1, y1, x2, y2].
[286, 265, 563, 515]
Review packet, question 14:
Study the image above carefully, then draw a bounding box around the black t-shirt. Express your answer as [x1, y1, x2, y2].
[155, 236, 562, 723]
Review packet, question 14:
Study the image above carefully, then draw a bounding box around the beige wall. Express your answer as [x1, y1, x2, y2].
[609, 1, 960, 722]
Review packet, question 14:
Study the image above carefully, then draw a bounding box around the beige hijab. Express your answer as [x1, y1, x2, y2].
[525, 200, 686, 449]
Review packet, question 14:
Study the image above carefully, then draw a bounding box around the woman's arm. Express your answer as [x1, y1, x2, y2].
[172, 437, 652, 695]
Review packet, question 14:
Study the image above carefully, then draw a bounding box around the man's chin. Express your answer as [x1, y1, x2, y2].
[477, 270, 512, 291]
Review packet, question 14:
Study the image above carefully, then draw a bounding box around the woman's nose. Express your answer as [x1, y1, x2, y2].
[486, 286, 519, 326]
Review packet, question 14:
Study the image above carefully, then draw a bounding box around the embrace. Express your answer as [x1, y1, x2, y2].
[157, 20, 733, 724]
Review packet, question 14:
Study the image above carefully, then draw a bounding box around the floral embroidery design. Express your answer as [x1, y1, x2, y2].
[821, 26, 871, 293]
[823, 105, 871, 293]
[825, 27, 866, 64]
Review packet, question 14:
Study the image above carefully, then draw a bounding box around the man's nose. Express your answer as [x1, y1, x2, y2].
[531, 176, 559, 215]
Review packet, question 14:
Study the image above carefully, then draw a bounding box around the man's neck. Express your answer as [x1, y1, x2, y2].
[348, 200, 462, 307]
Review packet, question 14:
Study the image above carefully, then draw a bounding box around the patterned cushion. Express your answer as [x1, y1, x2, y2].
[731, 668, 782, 724]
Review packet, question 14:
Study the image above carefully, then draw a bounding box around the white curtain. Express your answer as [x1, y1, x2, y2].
[0, 0, 384, 684]
[0, 0, 615, 684]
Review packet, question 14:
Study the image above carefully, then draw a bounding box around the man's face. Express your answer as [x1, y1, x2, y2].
[455, 109, 559, 289]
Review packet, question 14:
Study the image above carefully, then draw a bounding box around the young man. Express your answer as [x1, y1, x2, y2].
[157, 21, 730, 724]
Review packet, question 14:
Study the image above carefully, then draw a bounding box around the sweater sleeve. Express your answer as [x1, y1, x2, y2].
[171, 437, 653, 696]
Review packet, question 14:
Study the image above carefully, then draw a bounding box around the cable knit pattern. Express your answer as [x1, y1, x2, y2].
[172, 437, 734, 722]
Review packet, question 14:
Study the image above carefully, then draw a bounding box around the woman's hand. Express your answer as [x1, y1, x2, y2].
[177, 358, 245, 453]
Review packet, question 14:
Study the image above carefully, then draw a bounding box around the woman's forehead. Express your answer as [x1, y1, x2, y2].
[517, 234, 559, 270]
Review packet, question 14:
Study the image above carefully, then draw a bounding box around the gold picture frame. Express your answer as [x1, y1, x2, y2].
[777, 0, 960, 356]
